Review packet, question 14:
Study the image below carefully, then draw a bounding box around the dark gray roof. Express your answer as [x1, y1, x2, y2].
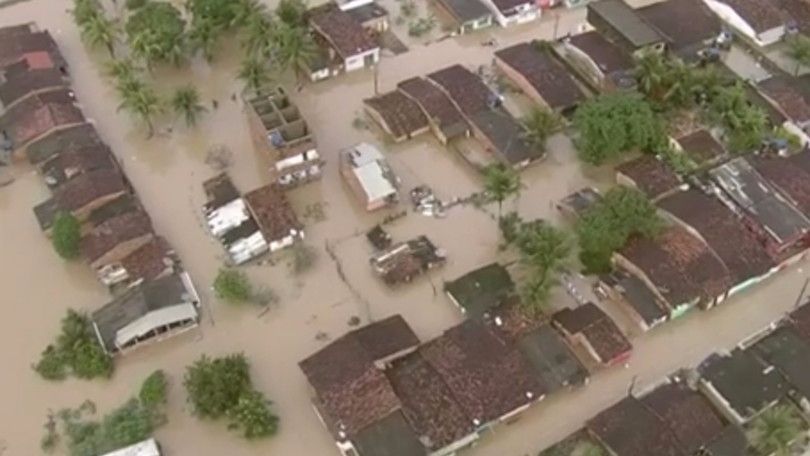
[470, 108, 539, 165]
[637, 0, 721, 53]
[517, 324, 588, 393]
[698, 349, 788, 421]
[704, 425, 748, 456]
[603, 271, 668, 326]
[32, 197, 60, 230]
[25, 122, 104, 164]
[587, 0, 664, 49]
[434, 0, 491, 23]
[445, 263, 515, 318]
[220, 219, 262, 246]
[91, 273, 197, 352]
[710, 158, 810, 246]
[87, 194, 141, 228]
[749, 326, 810, 401]
[352, 411, 426, 456]
[558, 187, 602, 217]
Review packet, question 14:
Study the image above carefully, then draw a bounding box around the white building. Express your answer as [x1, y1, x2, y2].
[101, 439, 161, 456]
[340, 143, 399, 211]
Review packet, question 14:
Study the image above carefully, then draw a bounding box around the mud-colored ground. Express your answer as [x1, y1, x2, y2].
[3, 1, 806, 456]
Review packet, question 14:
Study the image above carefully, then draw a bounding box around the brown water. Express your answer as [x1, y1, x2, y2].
[2, 1, 798, 456]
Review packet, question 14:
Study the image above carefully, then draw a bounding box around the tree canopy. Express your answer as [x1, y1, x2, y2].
[171, 85, 207, 127]
[573, 93, 665, 165]
[514, 220, 570, 313]
[786, 34, 810, 76]
[276, 0, 308, 27]
[482, 162, 521, 219]
[125, 1, 186, 66]
[576, 187, 663, 274]
[521, 108, 561, 154]
[749, 404, 803, 456]
[35, 310, 113, 381]
[183, 354, 279, 439]
[51, 213, 81, 260]
[707, 82, 768, 154]
[139, 370, 168, 408]
[213, 268, 253, 303]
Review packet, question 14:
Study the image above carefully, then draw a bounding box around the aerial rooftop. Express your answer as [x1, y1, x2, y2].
[615, 155, 681, 201]
[444, 263, 515, 318]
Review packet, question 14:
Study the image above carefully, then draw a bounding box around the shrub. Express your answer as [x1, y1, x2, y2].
[35, 310, 113, 381]
[139, 370, 168, 408]
[213, 268, 253, 303]
[51, 213, 81, 260]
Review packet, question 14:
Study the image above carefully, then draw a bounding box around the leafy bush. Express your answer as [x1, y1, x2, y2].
[139, 370, 168, 408]
[227, 389, 279, 439]
[62, 399, 158, 456]
[125, 1, 186, 66]
[35, 310, 113, 381]
[213, 268, 253, 303]
[51, 213, 81, 260]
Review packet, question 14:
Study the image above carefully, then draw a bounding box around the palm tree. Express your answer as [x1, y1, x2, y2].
[72, 0, 103, 25]
[786, 34, 810, 76]
[79, 11, 118, 57]
[105, 58, 138, 83]
[118, 83, 164, 137]
[634, 52, 668, 101]
[521, 108, 561, 153]
[188, 19, 221, 62]
[482, 162, 522, 219]
[272, 23, 318, 84]
[237, 57, 271, 93]
[231, 0, 268, 28]
[171, 86, 207, 127]
[276, 0, 307, 27]
[749, 405, 803, 456]
[240, 15, 275, 58]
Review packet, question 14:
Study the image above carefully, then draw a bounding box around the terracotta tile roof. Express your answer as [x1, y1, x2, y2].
[658, 189, 773, 283]
[354, 315, 420, 362]
[0, 24, 64, 69]
[566, 31, 634, 75]
[299, 329, 403, 438]
[553, 303, 631, 364]
[675, 130, 725, 164]
[40, 143, 117, 189]
[588, 397, 687, 456]
[310, 6, 377, 60]
[495, 42, 586, 111]
[427, 64, 494, 116]
[53, 168, 128, 213]
[758, 76, 810, 124]
[364, 91, 429, 139]
[483, 298, 545, 344]
[118, 236, 175, 283]
[80, 209, 154, 263]
[0, 61, 68, 107]
[419, 320, 543, 424]
[641, 381, 727, 454]
[397, 77, 468, 138]
[616, 156, 681, 200]
[751, 152, 810, 218]
[387, 353, 475, 451]
[719, 0, 786, 33]
[25, 123, 105, 164]
[243, 183, 302, 243]
[619, 226, 734, 306]
[637, 0, 721, 50]
[0, 88, 84, 146]
[776, 0, 810, 32]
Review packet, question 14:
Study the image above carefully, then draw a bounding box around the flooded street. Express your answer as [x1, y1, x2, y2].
[1, 0, 803, 455]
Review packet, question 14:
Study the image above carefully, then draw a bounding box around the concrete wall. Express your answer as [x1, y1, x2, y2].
[345, 49, 379, 73]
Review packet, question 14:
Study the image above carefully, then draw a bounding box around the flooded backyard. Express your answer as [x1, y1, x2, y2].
[2, 0, 800, 455]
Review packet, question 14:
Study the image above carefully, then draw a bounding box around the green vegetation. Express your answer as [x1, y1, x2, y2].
[34, 310, 113, 381]
[408, 16, 436, 37]
[276, 0, 308, 27]
[707, 82, 768, 154]
[187, 19, 221, 61]
[125, 1, 186, 67]
[273, 22, 319, 84]
[171, 86, 207, 127]
[512, 219, 571, 313]
[237, 57, 272, 93]
[47, 371, 169, 456]
[213, 268, 253, 303]
[51, 213, 81, 260]
[786, 34, 810, 76]
[576, 187, 663, 274]
[482, 163, 522, 219]
[116, 79, 164, 137]
[76, 4, 118, 57]
[138, 370, 168, 408]
[240, 14, 275, 58]
[748, 404, 804, 456]
[573, 93, 665, 165]
[521, 108, 562, 154]
[184, 354, 279, 439]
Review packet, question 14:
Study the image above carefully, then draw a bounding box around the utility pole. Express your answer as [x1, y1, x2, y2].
[373, 62, 380, 96]
[552, 12, 561, 40]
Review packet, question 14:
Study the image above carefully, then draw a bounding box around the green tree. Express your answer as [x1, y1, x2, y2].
[227, 389, 279, 439]
[79, 11, 118, 57]
[573, 93, 665, 165]
[482, 163, 521, 219]
[708, 82, 768, 154]
[276, 0, 308, 27]
[72, 0, 103, 26]
[62, 399, 158, 456]
[213, 268, 253, 303]
[272, 23, 318, 84]
[749, 405, 803, 456]
[185, 0, 237, 30]
[183, 354, 252, 418]
[125, 0, 148, 9]
[52, 213, 81, 260]
[171, 85, 207, 127]
[139, 370, 168, 408]
[521, 108, 561, 154]
[237, 57, 271, 93]
[576, 187, 663, 273]
[187, 19, 221, 61]
[634, 52, 694, 108]
[232, 0, 269, 28]
[117, 81, 164, 137]
[514, 222, 570, 313]
[240, 14, 275, 58]
[35, 310, 113, 381]
[786, 34, 810, 76]
[125, 1, 186, 67]
[105, 59, 139, 83]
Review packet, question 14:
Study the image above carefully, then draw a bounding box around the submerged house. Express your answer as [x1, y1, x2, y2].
[96, 236, 177, 289]
[80, 209, 155, 270]
[444, 263, 515, 318]
[92, 272, 200, 355]
[370, 235, 446, 286]
[560, 31, 636, 93]
[244, 183, 304, 252]
[308, 5, 380, 81]
[597, 269, 669, 332]
[480, 0, 539, 28]
[637, 0, 724, 62]
[756, 75, 810, 147]
[340, 142, 399, 211]
[551, 303, 632, 367]
[203, 174, 268, 265]
[431, 0, 494, 35]
[244, 86, 323, 188]
[397, 77, 469, 145]
[615, 155, 682, 202]
[363, 90, 430, 143]
[586, 0, 665, 56]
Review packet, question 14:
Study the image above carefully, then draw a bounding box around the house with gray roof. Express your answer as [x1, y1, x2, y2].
[586, 0, 665, 56]
[91, 272, 200, 355]
[431, 0, 493, 35]
[702, 0, 787, 47]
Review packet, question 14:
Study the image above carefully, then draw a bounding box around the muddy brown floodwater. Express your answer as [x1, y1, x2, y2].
[0, 0, 704, 455]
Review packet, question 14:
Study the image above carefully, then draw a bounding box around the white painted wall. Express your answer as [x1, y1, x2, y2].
[345, 48, 379, 72]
